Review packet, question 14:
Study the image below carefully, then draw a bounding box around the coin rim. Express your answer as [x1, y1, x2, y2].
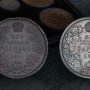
[22, 0, 54, 8]
[0, 17, 48, 79]
[0, 0, 20, 11]
[59, 17, 90, 79]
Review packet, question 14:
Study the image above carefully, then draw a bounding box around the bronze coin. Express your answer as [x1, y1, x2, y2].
[39, 8, 74, 30]
[0, 18, 48, 79]
[22, 0, 54, 7]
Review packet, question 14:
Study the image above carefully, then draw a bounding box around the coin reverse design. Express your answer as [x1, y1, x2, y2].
[0, 18, 48, 79]
[60, 17, 90, 79]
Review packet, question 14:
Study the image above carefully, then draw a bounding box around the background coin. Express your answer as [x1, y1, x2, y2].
[60, 17, 90, 79]
[0, 0, 20, 11]
[39, 8, 74, 30]
[0, 18, 48, 79]
[22, 0, 54, 8]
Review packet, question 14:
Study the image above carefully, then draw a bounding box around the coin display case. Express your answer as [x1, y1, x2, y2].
[0, 0, 87, 90]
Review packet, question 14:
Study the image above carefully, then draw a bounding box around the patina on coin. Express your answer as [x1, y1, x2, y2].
[60, 17, 90, 79]
[0, 18, 48, 79]
[0, 0, 20, 11]
[39, 8, 74, 30]
[22, 0, 54, 8]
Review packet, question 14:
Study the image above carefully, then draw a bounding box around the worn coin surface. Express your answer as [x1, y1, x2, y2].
[22, 0, 54, 8]
[0, 0, 20, 11]
[60, 17, 90, 79]
[0, 18, 48, 79]
[39, 8, 74, 30]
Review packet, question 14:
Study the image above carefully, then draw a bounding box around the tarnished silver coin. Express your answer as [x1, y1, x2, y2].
[60, 17, 90, 79]
[0, 18, 48, 79]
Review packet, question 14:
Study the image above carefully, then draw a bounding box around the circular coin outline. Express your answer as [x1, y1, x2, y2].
[0, 17, 48, 79]
[39, 8, 74, 30]
[22, 0, 54, 8]
[0, 0, 20, 11]
[59, 17, 90, 79]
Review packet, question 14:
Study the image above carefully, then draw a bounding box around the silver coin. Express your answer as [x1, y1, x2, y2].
[0, 0, 20, 11]
[60, 17, 90, 79]
[22, 0, 54, 8]
[0, 18, 48, 79]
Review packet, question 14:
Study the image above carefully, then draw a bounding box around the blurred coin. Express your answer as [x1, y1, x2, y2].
[39, 8, 74, 30]
[60, 17, 90, 79]
[0, 0, 20, 11]
[0, 18, 48, 79]
[22, 0, 54, 8]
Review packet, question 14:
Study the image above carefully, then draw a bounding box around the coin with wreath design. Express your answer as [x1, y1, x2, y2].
[60, 17, 90, 79]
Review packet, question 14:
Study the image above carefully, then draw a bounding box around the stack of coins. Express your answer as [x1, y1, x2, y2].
[39, 8, 74, 30]
[22, 0, 54, 7]
[0, 0, 20, 11]
[0, 18, 48, 79]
